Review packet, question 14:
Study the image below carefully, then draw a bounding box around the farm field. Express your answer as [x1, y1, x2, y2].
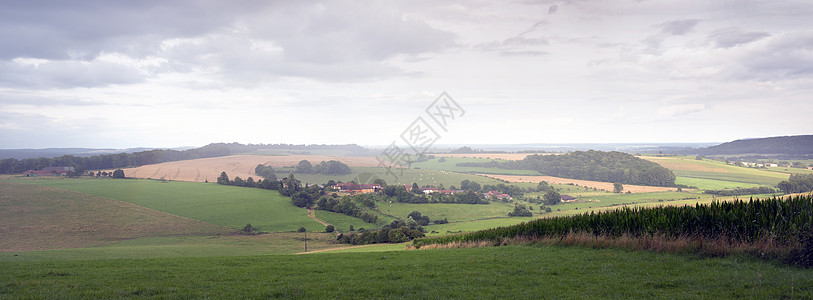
[480, 174, 681, 193]
[13, 178, 326, 232]
[0, 181, 230, 252]
[642, 156, 789, 188]
[431, 153, 558, 160]
[292, 166, 506, 187]
[1, 245, 809, 298]
[0, 233, 339, 262]
[410, 156, 541, 175]
[110, 154, 392, 183]
[377, 201, 516, 223]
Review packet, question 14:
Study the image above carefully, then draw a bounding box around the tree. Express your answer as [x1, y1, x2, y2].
[296, 160, 313, 174]
[242, 223, 256, 234]
[232, 176, 245, 187]
[508, 204, 532, 217]
[411, 183, 422, 194]
[537, 181, 549, 192]
[543, 190, 561, 205]
[467, 181, 481, 192]
[325, 225, 335, 233]
[613, 182, 624, 193]
[112, 169, 125, 179]
[373, 178, 387, 186]
[88, 171, 95, 177]
[297, 227, 307, 232]
[217, 171, 230, 185]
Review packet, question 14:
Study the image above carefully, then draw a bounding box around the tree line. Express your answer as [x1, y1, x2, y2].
[777, 174, 813, 194]
[0, 143, 232, 174]
[705, 187, 777, 196]
[459, 150, 676, 187]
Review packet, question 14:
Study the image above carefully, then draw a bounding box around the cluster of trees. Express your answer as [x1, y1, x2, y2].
[508, 204, 533, 217]
[315, 196, 379, 224]
[0, 143, 232, 175]
[777, 174, 813, 194]
[254, 164, 277, 180]
[216, 171, 283, 190]
[88, 169, 126, 178]
[460, 150, 676, 187]
[705, 187, 777, 196]
[336, 220, 425, 245]
[379, 185, 488, 204]
[407, 211, 447, 226]
[294, 160, 351, 175]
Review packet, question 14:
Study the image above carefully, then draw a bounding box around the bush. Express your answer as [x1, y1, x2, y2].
[297, 227, 306, 232]
[325, 225, 335, 233]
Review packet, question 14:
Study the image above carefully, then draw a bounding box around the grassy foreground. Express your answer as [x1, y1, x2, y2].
[2, 246, 810, 298]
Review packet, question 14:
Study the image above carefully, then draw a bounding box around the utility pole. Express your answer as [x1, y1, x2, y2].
[304, 230, 308, 252]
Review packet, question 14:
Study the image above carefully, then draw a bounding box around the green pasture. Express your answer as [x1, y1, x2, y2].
[377, 201, 516, 223]
[313, 210, 382, 233]
[2, 245, 808, 299]
[424, 217, 533, 235]
[675, 176, 763, 189]
[14, 178, 324, 232]
[0, 233, 340, 262]
[410, 157, 540, 175]
[289, 166, 505, 187]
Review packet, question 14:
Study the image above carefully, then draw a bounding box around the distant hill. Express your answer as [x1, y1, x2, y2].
[696, 135, 813, 156]
[0, 147, 159, 160]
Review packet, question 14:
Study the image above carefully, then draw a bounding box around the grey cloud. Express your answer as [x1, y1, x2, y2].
[708, 28, 771, 48]
[0, 59, 145, 89]
[657, 19, 702, 36]
[548, 5, 558, 14]
[0, 1, 455, 85]
[0, 1, 257, 60]
[737, 31, 813, 80]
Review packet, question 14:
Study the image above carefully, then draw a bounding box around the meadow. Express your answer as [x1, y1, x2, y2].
[410, 156, 541, 175]
[1, 245, 809, 298]
[13, 177, 326, 233]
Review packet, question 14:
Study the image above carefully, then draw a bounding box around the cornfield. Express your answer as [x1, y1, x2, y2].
[414, 195, 813, 248]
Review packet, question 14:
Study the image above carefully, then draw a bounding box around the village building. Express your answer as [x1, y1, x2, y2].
[485, 190, 512, 200]
[333, 183, 380, 194]
[560, 195, 577, 203]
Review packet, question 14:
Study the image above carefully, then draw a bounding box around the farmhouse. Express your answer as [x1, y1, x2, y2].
[333, 183, 380, 194]
[423, 188, 464, 195]
[23, 166, 75, 177]
[560, 195, 577, 202]
[485, 190, 512, 200]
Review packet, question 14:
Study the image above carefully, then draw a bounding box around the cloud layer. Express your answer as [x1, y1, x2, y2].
[0, 0, 811, 148]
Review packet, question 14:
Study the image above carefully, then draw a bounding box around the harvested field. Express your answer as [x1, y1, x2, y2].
[110, 154, 391, 183]
[479, 174, 680, 193]
[431, 153, 558, 160]
[0, 182, 230, 252]
[641, 156, 730, 173]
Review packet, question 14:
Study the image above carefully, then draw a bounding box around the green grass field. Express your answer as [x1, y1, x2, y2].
[13, 178, 325, 232]
[410, 156, 541, 175]
[377, 201, 516, 222]
[313, 210, 381, 233]
[1, 245, 809, 298]
[0, 233, 340, 262]
[288, 166, 505, 188]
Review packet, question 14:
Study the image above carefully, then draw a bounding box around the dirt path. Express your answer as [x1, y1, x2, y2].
[307, 209, 340, 237]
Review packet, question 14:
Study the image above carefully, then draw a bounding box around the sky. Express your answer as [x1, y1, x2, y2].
[1, 0, 812, 149]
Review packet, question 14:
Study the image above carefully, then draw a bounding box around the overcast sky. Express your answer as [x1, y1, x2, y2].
[1, 0, 811, 149]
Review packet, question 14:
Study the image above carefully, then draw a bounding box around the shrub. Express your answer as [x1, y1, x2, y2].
[297, 227, 306, 232]
[325, 225, 335, 233]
